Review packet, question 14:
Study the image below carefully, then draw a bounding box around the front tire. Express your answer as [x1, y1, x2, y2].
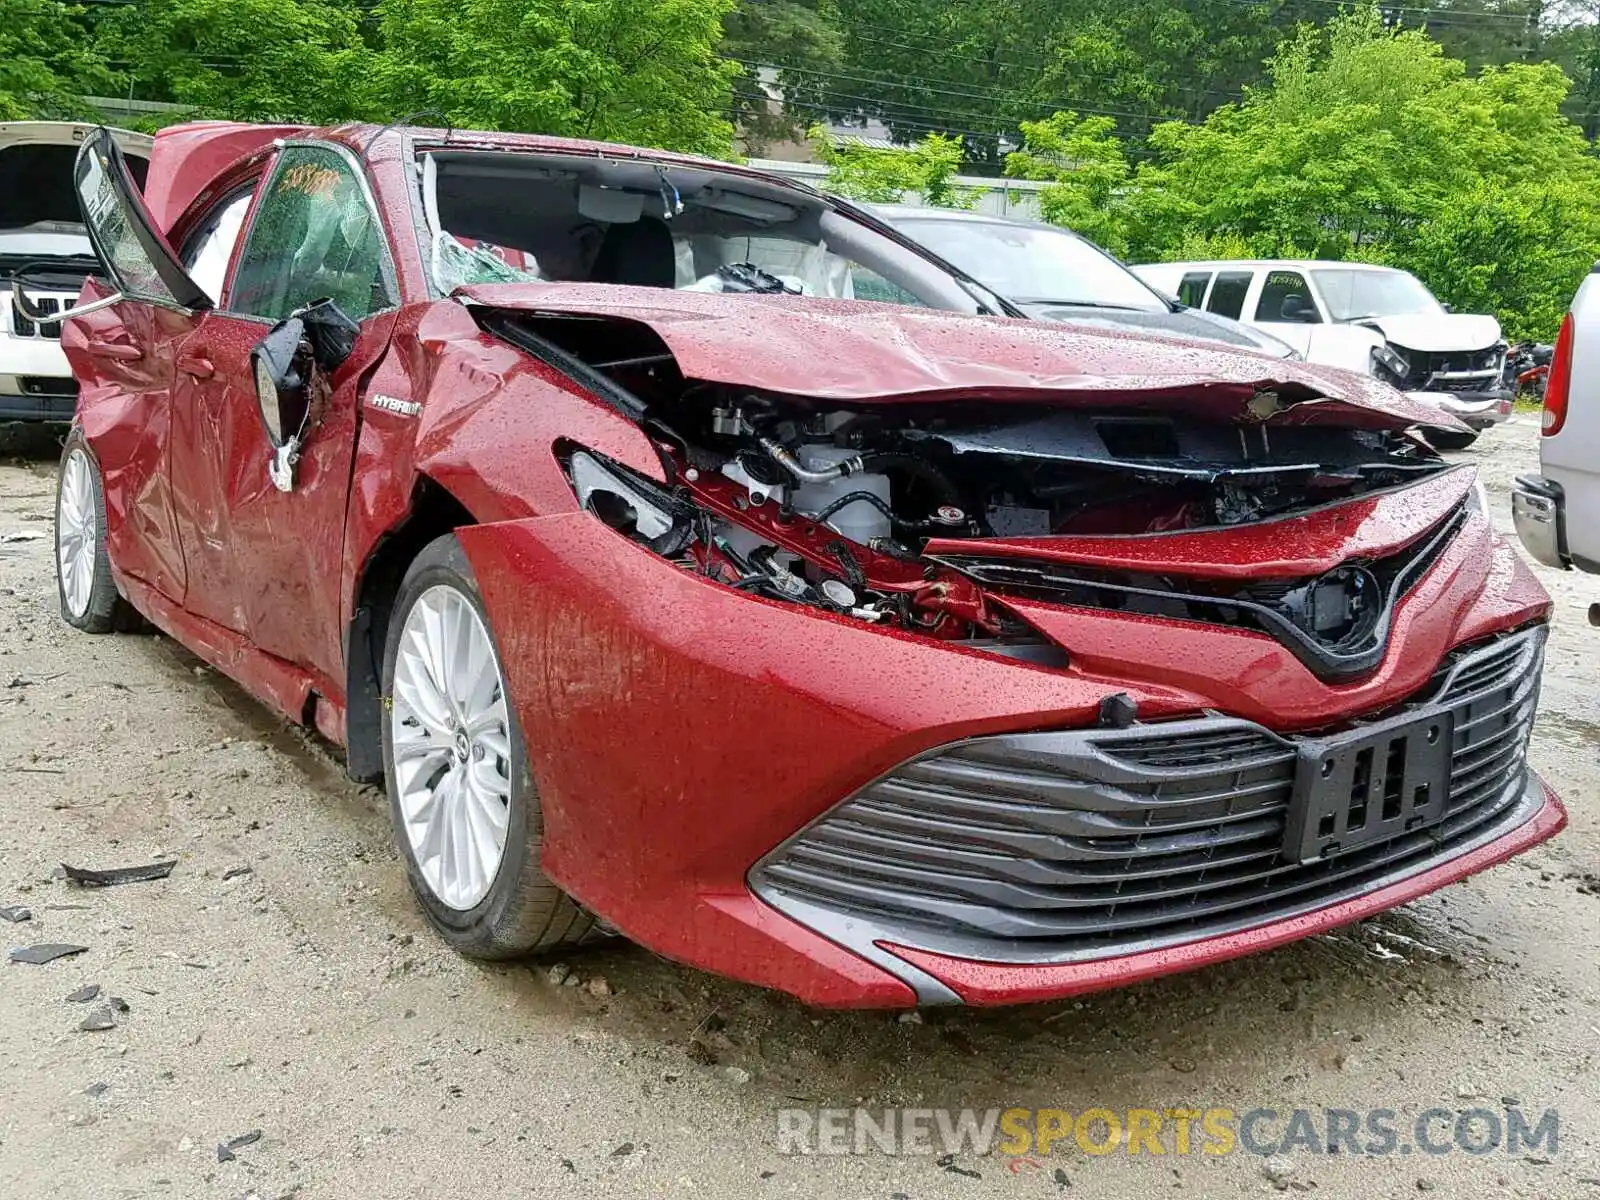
[381, 533, 594, 958]
[55, 432, 138, 633]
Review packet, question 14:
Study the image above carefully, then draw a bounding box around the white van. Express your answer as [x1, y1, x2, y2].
[1134, 259, 1512, 448]
[0, 122, 153, 422]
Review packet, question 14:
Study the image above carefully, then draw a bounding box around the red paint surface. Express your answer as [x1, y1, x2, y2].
[461, 284, 1453, 430]
[928, 465, 1479, 579]
[66, 119, 1560, 1008]
[143, 122, 307, 234]
[888, 781, 1566, 1007]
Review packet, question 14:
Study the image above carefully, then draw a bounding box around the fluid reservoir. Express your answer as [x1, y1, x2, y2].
[790, 445, 892, 545]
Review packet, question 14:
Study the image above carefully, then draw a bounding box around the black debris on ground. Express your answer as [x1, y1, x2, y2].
[221, 865, 253, 881]
[216, 1129, 263, 1162]
[65, 983, 100, 1003]
[109, 996, 130, 1014]
[9, 943, 88, 965]
[62, 860, 177, 887]
[0, 905, 31, 923]
[936, 1154, 981, 1179]
[77, 1007, 116, 1032]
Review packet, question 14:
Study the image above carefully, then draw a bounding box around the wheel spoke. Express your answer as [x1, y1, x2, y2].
[57, 449, 99, 620]
[389, 582, 515, 912]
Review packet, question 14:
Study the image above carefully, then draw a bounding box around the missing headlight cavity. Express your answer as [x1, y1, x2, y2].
[533, 309, 1454, 660]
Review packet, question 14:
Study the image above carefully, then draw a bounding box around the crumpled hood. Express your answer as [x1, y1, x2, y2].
[461, 283, 1462, 430]
[1356, 312, 1502, 354]
[1020, 302, 1297, 358]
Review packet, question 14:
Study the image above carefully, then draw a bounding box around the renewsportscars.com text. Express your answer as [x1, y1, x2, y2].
[776, 1105, 1560, 1159]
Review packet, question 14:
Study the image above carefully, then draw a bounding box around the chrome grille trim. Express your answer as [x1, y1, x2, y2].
[751, 626, 1547, 965]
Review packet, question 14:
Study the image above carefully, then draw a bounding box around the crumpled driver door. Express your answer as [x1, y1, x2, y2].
[53, 128, 215, 602]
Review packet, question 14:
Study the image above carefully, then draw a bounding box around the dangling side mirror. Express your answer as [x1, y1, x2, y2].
[248, 298, 360, 494]
[251, 317, 310, 493]
[297, 298, 360, 372]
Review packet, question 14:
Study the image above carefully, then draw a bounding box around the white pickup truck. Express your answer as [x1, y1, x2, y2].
[1134, 259, 1514, 448]
[1512, 273, 1600, 622]
[0, 122, 152, 422]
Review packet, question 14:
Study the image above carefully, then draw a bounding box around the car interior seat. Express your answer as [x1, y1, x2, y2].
[588, 216, 677, 288]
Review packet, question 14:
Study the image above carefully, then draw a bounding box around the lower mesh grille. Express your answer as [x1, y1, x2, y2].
[751, 626, 1546, 963]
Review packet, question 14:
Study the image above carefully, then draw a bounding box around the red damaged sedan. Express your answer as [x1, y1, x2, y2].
[28, 123, 1561, 1008]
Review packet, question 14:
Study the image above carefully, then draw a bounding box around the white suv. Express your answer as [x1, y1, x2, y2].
[1134, 259, 1513, 448]
[1513, 271, 1600, 620]
[0, 122, 152, 422]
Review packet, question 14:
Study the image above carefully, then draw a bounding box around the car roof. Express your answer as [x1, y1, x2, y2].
[1137, 259, 1403, 273]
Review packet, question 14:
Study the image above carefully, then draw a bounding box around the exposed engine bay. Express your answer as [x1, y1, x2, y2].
[493, 312, 1455, 662]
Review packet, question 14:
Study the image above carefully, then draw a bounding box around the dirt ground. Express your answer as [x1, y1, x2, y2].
[0, 415, 1595, 1200]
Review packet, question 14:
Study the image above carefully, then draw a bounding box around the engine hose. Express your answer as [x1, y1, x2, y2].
[759, 437, 865, 483]
[858, 452, 964, 509]
[807, 488, 966, 533]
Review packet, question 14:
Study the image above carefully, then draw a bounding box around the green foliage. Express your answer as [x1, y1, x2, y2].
[369, 0, 739, 155]
[1005, 112, 1129, 253]
[1391, 176, 1600, 341]
[812, 127, 974, 206]
[1089, 7, 1600, 338]
[0, 0, 118, 120]
[724, 1, 843, 151]
[100, 0, 370, 124]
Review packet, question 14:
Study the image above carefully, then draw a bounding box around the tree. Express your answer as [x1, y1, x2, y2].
[723, 1, 844, 152]
[812, 127, 973, 204]
[369, 0, 740, 156]
[1022, 5, 1600, 338]
[0, 0, 118, 120]
[98, 0, 372, 124]
[1004, 111, 1129, 251]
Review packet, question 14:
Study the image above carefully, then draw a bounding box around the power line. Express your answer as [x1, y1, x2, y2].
[735, 59, 1198, 128]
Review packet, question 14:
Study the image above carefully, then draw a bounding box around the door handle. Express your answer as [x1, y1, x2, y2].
[87, 339, 142, 362]
[178, 353, 214, 379]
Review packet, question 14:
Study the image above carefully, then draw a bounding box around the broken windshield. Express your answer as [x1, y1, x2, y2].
[417, 150, 981, 313]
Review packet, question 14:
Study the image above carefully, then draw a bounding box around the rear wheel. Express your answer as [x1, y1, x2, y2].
[381, 533, 595, 958]
[55, 432, 138, 633]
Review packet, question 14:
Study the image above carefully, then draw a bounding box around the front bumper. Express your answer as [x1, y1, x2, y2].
[457, 510, 1557, 1008]
[1407, 388, 1514, 429]
[753, 628, 1550, 1003]
[1512, 474, 1569, 569]
[0, 372, 77, 423]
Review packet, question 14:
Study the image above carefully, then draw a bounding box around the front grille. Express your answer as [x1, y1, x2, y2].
[751, 626, 1545, 963]
[1402, 345, 1504, 391]
[9, 295, 71, 339]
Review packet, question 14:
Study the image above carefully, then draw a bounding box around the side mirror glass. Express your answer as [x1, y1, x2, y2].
[251, 317, 309, 492]
[1279, 295, 1307, 321]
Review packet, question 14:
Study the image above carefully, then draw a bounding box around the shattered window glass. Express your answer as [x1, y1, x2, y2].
[229, 145, 394, 321]
[76, 146, 184, 305]
[431, 232, 544, 293]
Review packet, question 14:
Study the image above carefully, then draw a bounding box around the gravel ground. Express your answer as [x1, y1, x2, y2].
[0, 415, 1595, 1200]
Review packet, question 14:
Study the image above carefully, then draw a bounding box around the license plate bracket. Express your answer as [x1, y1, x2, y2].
[1283, 707, 1455, 864]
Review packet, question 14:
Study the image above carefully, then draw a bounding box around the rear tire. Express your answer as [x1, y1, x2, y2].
[1423, 427, 1479, 452]
[54, 432, 139, 633]
[380, 533, 595, 958]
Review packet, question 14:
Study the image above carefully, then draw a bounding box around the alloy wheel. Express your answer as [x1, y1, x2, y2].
[57, 448, 97, 621]
[389, 584, 513, 911]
